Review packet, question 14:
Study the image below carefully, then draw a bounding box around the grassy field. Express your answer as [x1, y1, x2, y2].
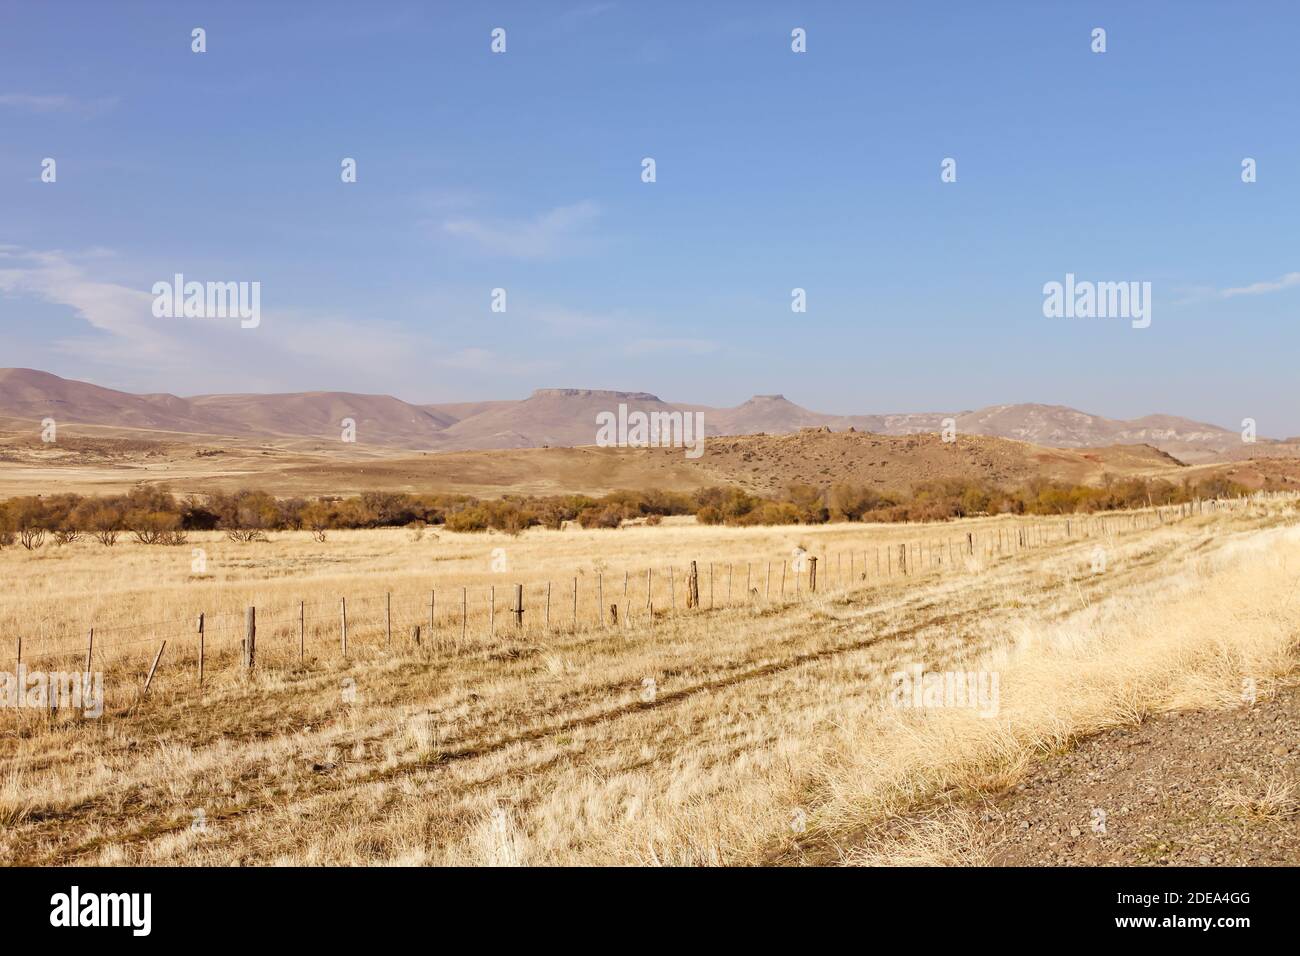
[1, 497, 1297, 865]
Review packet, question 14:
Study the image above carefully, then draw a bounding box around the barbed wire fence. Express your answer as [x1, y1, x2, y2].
[1, 493, 1283, 720]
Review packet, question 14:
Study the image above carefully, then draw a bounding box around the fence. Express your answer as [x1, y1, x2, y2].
[0, 494, 1273, 718]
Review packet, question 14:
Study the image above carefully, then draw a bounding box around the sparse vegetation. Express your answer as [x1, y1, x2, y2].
[0, 475, 1252, 548]
[0, 495, 1294, 865]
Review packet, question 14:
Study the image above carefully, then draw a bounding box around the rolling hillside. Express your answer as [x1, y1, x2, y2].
[0, 368, 1256, 461]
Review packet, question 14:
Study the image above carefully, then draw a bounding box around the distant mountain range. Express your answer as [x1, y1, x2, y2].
[0, 368, 1263, 463]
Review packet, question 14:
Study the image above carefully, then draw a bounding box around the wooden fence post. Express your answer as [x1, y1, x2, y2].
[243, 606, 256, 669]
[341, 597, 348, 658]
[513, 584, 524, 628]
[141, 641, 167, 699]
[808, 556, 818, 593]
[462, 587, 468, 642]
[546, 582, 552, 630]
[687, 561, 700, 609]
[196, 615, 204, 686]
[298, 602, 305, 663]
[82, 628, 95, 717]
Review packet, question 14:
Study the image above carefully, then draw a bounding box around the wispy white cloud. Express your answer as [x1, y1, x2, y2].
[0, 93, 119, 116]
[441, 200, 601, 259]
[437, 347, 494, 371]
[529, 305, 615, 334]
[1221, 272, 1300, 298]
[0, 246, 558, 392]
[0, 247, 164, 356]
[623, 337, 720, 356]
[558, 3, 617, 26]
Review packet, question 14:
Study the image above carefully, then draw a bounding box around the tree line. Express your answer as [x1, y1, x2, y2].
[0, 474, 1252, 549]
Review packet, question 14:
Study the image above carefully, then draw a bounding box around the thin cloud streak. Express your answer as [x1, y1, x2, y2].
[440, 201, 601, 259]
[1221, 272, 1300, 298]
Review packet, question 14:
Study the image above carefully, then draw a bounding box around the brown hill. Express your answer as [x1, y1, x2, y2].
[436, 388, 679, 449]
[0, 418, 1192, 500]
[0, 368, 1257, 460]
[951, 404, 1238, 462]
[0, 368, 223, 434]
[187, 391, 448, 445]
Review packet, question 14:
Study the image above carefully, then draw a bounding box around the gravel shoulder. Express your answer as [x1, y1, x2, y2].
[971, 682, 1300, 866]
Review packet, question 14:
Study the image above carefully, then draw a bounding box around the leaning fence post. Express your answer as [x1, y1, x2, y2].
[142, 640, 167, 699]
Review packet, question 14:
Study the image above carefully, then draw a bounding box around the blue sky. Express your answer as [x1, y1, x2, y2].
[1, 1, 1298, 434]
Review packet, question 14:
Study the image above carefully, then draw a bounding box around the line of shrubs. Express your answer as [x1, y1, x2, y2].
[0, 475, 1251, 550]
[695, 475, 1251, 526]
[0, 487, 699, 548]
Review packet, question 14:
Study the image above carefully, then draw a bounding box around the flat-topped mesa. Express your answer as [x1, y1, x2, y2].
[748, 394, 788, 402]
[530, 388, 663, 402]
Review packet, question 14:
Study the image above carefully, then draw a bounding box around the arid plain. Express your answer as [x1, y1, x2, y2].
[2, 370, 1299, 866]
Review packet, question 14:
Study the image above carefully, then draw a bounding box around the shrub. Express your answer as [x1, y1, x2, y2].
[577, 505, 623, 529]
[127, 509, 187, 545]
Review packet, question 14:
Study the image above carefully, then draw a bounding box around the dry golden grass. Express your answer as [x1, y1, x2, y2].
[0, 496, 1295, 866]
